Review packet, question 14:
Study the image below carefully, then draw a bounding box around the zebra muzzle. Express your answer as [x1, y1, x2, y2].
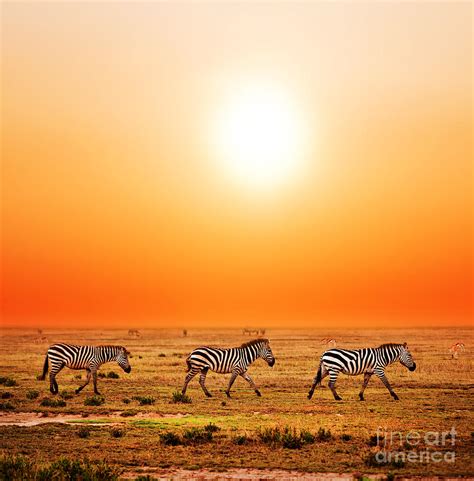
[408, 363, 416, 371]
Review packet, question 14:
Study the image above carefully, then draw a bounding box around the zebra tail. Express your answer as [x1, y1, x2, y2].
[186, 357, 192, 372]
[39, 354, 49, 380]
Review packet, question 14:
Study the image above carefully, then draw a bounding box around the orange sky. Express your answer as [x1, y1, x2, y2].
[1, 3, 472, 329]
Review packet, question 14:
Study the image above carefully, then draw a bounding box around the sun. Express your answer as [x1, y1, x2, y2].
[212, 82, 308, 191]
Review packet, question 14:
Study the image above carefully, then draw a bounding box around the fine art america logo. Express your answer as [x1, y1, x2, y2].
[375, 427, 457, 464]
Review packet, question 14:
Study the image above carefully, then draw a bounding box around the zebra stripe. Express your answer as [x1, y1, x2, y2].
[39, 343, 131, 395]
[182, 338, 275, 398]
[308, 343, 416, 401]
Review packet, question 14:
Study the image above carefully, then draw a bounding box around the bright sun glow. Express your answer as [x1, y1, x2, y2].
[213, 83, 309, 191]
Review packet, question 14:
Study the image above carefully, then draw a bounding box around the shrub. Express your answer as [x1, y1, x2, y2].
[341, 433, 353, 441]
[110, 428, 125, 438]
[84, 395, 105, 406]
[39, 457, 121, 480]
[0, 455, 121, 481]
[74, 374, 82, 380]
[0, 454, 34, 480]
[315, 427, 332, 441]
[1, 392, 13, 399]
[204, 422, 220, 433]
[98, 372, 107, 379]
[258, 426, 318, 449]
[0, 401, 15, 411]
[122, 398, 131, 404]
[158, 353, 166, 357]
[159, 431, 182, 446]
[233, 434, 250, 445]
[77, 427, 91, 438]
[26, 390, 39, 400]
[133, 396, 155, 406]
[281, 427, 303, 449]
[171, 391, 192, 404]
[0, 377, 18, 387]
[120, 409, 138, 417]
[40, 398, 66, 408]
[107, 371, 120, 379]
[183, 427, 213, 444]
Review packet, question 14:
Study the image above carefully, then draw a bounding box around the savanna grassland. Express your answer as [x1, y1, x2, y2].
[0, 328, 473, 479]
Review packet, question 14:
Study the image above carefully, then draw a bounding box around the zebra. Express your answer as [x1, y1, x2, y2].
[39, 344, 131, 395]
[182, 338, 275, 398]
[307, 342, 416, 401]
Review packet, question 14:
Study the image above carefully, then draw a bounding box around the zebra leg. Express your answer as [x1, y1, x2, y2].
[49, 362, 64, 394]
[225, 371, 239, 398]
[375, 369, 399, 400]
[199, 367, 212, 397]
[359, 372, 373, 401]
[308, 365, 328, 399]
[182, 368, 200, 395]
[75, 369, 92, 394]
[240, 371, 261, 397]
[92, 369, 101, 395]
[328, 370, 342, 401]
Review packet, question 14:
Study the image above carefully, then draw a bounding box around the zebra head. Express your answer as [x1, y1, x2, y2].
[399, 343, 416, 371]
[117, 347, 132, 373]
[259, 339, 275, 367]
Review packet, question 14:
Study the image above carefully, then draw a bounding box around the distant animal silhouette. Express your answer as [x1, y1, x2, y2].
[182, 339, 275, 398]
[308, 343, 416, 401]
[34, 336, 48, 344]
[128, 329, 141, 338]
[321, 338, 337, 347]
[242, 328, 266, 336]
[449, 342, 465, 359]
[39, 344, 132, 395]
[183, 329, 188, 337]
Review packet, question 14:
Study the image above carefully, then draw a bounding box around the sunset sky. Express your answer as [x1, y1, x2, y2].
[2, 2, 472, 329]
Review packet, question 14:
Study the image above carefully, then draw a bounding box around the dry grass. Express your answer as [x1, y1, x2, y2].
[0, 328, 473, 478]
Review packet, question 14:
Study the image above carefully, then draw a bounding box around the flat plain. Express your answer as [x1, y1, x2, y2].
[0, 328, 473, 479]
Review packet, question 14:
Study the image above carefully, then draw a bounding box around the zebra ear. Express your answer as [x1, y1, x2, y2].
[403, 342, 408, 348]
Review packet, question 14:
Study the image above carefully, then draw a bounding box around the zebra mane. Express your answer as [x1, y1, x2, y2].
[97, 345, 124, 351]
[378, 343, 404, 349]
[240, 338, 268, 349]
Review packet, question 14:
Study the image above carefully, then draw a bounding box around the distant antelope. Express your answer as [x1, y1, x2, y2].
[39, 344, 131, 395]
[34, 336, 49, 344]
[449, 342, 465, 359]
[128, 329, 141, 338]
[242, 328, 265, 336]
[321, 338, 337, 347]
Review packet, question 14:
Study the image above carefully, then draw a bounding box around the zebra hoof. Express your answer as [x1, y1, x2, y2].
[335, 396, 343, 401]
[205, 392, 212, 398]
[392, 394, 399, 401]
[75, 389, 81, 395]
[225, 392, 231, 398]
[308, 392, 313, 400]
[255, 390, 261, 397]
[359, 395, 365, 401]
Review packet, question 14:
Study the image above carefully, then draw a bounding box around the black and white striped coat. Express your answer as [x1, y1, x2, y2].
[308, 343, 416, 401]
[39, 343, 131, 395]
[182, 338, 275, 398]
